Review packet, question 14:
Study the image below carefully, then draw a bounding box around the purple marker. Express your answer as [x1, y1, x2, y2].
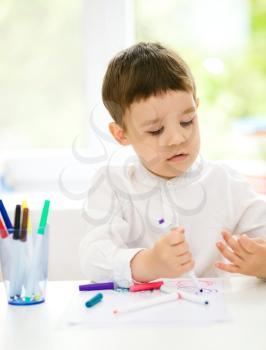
[79, 281, 116, 292]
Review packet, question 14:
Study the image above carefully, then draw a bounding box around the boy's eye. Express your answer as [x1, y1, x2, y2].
[148, 127, 164, 136]
[180, 119, 193, 127]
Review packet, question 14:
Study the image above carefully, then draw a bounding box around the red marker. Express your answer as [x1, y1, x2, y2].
[129, 281, 164, 292]
[0, 217, 8, 239]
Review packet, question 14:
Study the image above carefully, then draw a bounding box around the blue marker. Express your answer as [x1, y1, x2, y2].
[0, 199, 13, 233]
[85, 293, 103, 308]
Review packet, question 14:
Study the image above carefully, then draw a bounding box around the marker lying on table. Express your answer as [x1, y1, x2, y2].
[160, 284, 209, 304]
[79, 281, 116, 291]
[113, 290, 209, 315]
[158, 218, 203, 293]
[85, 293, 103, 308]
[129, 281, 163, 292]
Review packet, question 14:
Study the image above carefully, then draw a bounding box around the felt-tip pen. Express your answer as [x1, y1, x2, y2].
[79, 281, 116, 292]
[85, 293, 103, 308]
[158, 218, 203, 293]
[0, 199, 13, 234]
[129, 281, 164, 292]
[0, 217, 8, 239]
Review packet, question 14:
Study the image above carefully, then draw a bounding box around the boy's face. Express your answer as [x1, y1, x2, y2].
[110, 90, 200, 179]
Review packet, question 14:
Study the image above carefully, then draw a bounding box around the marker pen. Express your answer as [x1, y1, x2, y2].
[129, 281, 164, 292]
[79, 281, 116, 291]
[160, 285, 209, 305]
[0, 199, 13, 234]
[13, 205, 21, 240]
[158, 218, 203, 293]
[0, 217, 8, 239]
[85, 293, 103, 308]
[113, 290, 208, 315]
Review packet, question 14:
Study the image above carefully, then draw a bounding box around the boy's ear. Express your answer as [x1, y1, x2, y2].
[196, 98, 200, 108]
[108, 122, 130, 146]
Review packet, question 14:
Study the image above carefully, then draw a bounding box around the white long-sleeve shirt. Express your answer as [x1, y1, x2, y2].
[79, 155, 266, 287]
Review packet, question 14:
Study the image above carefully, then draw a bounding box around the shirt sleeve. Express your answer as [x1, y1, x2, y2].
[228, 167, 266, 238]
[79, 167, 143, 288]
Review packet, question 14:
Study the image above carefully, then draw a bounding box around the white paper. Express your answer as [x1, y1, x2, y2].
[62, 278, 231, 328]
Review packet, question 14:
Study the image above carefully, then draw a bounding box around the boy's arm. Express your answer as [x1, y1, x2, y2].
[216, 230, 266, 278]
[216, 167, 266, 278]
[79, 167, 143, 288]
[231, 169, 266, 238]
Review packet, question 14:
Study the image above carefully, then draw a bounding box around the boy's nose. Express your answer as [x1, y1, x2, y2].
[165, 125, 187, 146]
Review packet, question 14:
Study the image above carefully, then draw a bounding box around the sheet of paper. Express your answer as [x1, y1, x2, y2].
[61, 278, 231, 328]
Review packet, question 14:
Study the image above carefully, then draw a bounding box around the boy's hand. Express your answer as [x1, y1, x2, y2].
[131, 227, 195, 282]
[215, 230, 266, 279]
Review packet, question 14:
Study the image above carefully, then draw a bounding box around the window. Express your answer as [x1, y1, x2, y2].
[135, 0, 266, 161]
[0, 1, 86, 150]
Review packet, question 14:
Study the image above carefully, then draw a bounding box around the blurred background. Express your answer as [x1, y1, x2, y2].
[0, 0, 265, 194]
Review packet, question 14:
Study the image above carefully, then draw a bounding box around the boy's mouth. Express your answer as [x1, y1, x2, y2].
[166, 153, 188, 162]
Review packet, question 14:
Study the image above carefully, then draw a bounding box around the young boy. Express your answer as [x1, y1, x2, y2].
[79, 42, 266, 287]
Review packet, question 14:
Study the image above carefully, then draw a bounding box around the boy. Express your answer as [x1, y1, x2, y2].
[79, 42, 266, 287]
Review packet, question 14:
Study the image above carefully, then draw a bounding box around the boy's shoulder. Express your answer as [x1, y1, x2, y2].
[92, 162, 137, 180]
[204, 159, 249, 187]
[90, 159, 140, 192]
[206, 159, 244, 175]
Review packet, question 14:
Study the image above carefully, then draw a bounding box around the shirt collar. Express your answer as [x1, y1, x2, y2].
[129, 154, 206, 189]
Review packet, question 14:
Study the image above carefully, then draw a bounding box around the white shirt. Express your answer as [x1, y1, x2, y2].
[79, 155, 266, 287]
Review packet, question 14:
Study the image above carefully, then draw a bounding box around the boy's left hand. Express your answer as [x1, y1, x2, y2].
[215, 230, 266, 279]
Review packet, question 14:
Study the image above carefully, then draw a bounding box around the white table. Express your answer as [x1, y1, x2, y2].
[0, 277, 266, 350]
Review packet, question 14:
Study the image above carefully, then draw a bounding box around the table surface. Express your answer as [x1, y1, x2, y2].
[0, 277, 266, 350]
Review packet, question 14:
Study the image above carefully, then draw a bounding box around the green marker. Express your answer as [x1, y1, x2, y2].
[38, 200, 50, 235]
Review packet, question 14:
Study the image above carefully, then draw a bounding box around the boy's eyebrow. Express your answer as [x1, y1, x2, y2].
[140, 106, 196, 127]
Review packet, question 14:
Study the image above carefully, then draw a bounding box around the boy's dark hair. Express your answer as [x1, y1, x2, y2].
[102, 42, 196, 128]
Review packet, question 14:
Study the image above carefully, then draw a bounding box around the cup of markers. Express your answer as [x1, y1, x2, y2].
[0, 199, 50, 306]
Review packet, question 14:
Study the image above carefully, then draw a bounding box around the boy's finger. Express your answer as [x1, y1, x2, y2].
[253, 237, 266, 246]
[176, 252, 192, 265]
[172, 241, 189, 256]
[221, 230, 246, 258]
[239, 234, 261, 254]
[215, 261, 240, 273]
[216, 242, 243, 266]
[181, 259, 195, 271]
[166, 227, 185, 245]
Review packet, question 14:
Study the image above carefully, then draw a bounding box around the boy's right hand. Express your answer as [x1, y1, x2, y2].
[150, 227, 195, 278]
[131, 227, 195, 282]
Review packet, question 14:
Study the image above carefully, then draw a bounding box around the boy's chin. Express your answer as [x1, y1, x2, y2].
[148, 166, 189, 180]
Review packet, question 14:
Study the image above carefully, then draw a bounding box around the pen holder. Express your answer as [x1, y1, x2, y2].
[0, 224, 49, 306]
